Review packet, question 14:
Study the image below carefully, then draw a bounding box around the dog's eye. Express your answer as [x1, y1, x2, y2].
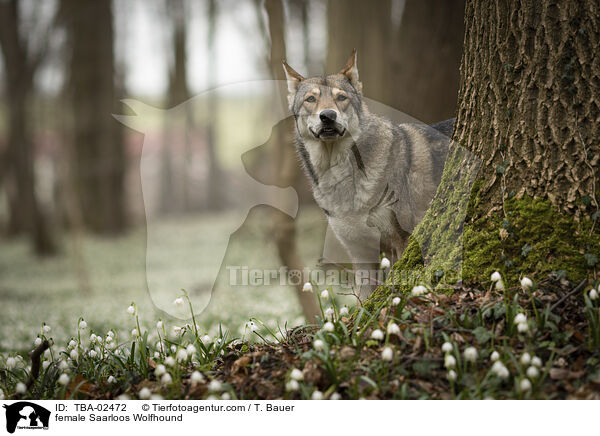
[305, 96, 316, 103]
[337, 94, 348, 101]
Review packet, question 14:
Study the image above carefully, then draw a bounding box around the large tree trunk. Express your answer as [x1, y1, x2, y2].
[0, 0, 56, 255]
[367, 0, 600, 309]
[391, 0, 465, 123]
[64, 0, 126, 234]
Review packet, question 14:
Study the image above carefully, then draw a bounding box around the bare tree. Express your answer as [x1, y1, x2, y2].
[62, 0, 126, 234]
[0, 0, 56, 255]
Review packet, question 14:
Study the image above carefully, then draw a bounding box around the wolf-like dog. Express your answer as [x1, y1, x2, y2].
[283, 50, 453, 297]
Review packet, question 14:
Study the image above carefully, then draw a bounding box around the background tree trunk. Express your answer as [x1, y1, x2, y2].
[64, 0, 126, 234]
[391, 0, 465, 123]
[264, 0, 320, 322]
[366, 0, 600, 310]
[0, 0, 56, 255]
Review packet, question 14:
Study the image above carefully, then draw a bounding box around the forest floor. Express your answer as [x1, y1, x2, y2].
[2, 271, 599, 400]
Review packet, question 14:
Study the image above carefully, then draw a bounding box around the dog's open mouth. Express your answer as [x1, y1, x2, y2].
[310, 125, 346, 140]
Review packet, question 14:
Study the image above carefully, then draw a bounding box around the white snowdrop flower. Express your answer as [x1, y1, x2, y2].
[79, 320, 87, 330]
[165, 356, 176, 367]
[441, 342, 453, 353]
[176, 349, 188, 362]
[105, 335, 113, 343]
[247, 321, 258, 332]
[491, 271, 502, 282]
[150, 394, 163, 400]
[58, 374, 70, 386]
[155, 364, 166, 376]
[290, 368, 303, 381]
[89, 333, 97, 343]
[517, 322, 529, 333]
[107, 375, 116, 384]
[221, 393, 231, 400]
[330, 392, 341, 400]
[519, 378, 532, 391]
[520, 352, 531, 366]
[313, 339, 325, 350]
[381, 347, 394, 361]
[513, 313, 527, 324]
[285, 380, 299, 392]
[520, 277, 533, 290]
[495, 280, 505, 290]
[59, 360, 69, 371]
[531, 356, 542, 368]
[311, 390, 323, 400]
[131, 329, 139, 338]
[88, 350, 97, 358]
[186, 344, 196, 355]
[447, 370, 457, 382]
[6, 357, 19, 368]
[153, 351, 160, 359]
[138, 387, 151, 399]
[498, 366, 510, 379]
[380, 257, 391, 269]
[206, 395, 218, 400]
[42, 325, 51, 334]
[492, 361, 509, 378]
[589, 288, 598, 300]
[170, 345, 177, 353]
[323, 322, 335, 332]
[44, 349, 51, 358]
[490, 351, 500, 362]
[156, 320, 163, 329]
[191, 371, 204, 383]
[464, 347, 478, 362]
[444, 354, 457, 369]
[42, 361, 50, 369]
[370, 329, 384, 340]
[387, 323, 400, 336]
[15, 382, 26, 393]
[172, 326, 182, 336]
[302, 282, 313, 293]
[411, 285, 428, 296]
[68, 339, 77, 348]
[526, 366, 539, 379]
[107, 330, 115, 338]
[69, 349, 79, 360]
[160, 373, 173, 385]
[127, 305, 135, 315]
[324, 308, 335, 320]
[173, 297, 184, 307]
[34, 337, 42, 346]
[117, 394, 130, 400]
[208, 380, 222, 392]
[320, 290, 329, 299]
[339, 306, 349, 316]
[392, 297, 401, 306]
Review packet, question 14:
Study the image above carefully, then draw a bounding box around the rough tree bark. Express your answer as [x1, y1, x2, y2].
[0, 0, 56, 255]
[63, 0, 126, 234]
[367, 0, 600, 308]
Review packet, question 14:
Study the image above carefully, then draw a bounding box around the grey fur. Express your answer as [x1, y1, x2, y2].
[283, 53, 452, 296]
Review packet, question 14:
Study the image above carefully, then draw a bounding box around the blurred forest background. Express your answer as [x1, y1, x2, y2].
[0, 0, 465, 349]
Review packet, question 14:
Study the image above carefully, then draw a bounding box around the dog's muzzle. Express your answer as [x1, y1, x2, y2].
[310, 123, 346, 140]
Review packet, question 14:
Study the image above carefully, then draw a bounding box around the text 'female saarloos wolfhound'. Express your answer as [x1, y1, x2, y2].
[283, 50, 453, 297]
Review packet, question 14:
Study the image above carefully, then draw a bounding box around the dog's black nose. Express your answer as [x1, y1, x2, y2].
[319, 110, 337, 123]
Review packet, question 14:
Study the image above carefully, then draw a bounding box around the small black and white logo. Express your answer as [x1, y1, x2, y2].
[2, 402, 50, 433]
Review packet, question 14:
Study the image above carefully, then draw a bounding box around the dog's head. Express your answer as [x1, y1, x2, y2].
[283, 50, 364, 144]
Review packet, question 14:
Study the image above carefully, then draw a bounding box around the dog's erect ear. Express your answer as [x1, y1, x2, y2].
[282, 61, 304, 108]
[339, 49, 362, 94]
